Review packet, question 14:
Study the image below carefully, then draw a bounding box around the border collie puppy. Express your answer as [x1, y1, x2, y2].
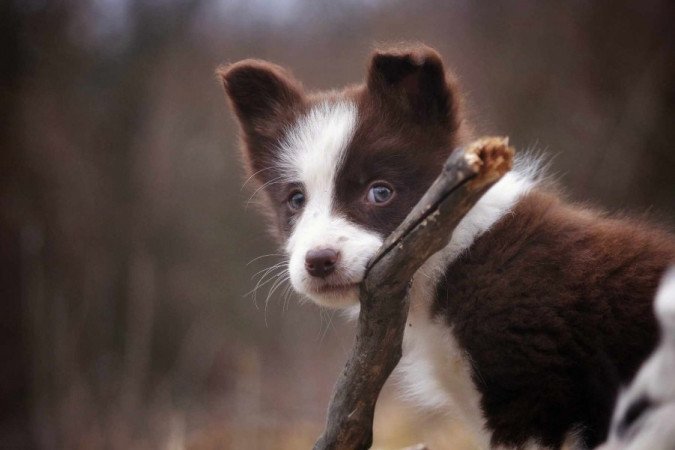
[599, 268, 675, 450]
[218, 45, 675, 449]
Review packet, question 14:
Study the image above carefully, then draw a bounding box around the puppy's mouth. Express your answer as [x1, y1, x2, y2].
[314, 282, 359, 295]
[303, 270, 361, 297]
[302, 277, 362, 307]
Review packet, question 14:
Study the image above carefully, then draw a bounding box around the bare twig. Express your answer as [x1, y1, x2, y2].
[313, 137, 515, 450]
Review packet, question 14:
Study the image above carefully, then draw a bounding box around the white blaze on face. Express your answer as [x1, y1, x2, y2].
[600, 267, 675, 450]
[278, 101, 382, 308]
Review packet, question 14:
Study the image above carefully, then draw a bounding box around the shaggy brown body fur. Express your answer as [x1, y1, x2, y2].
[435, 189, 675, 447]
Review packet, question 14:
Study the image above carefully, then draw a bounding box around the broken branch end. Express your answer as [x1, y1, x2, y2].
[464, 137, 514, 188]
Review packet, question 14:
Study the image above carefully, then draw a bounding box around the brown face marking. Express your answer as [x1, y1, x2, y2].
[334, 45, 467, 237]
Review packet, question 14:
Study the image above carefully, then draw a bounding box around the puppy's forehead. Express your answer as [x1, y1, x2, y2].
[277, 99, 358, 186]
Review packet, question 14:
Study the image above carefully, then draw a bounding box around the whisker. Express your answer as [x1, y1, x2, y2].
[241, 167, 274, 191]
[250, 261, 287, 281]
[246, 176, 284, 209]
[318, 308, 326, 335]
[246, 261, 288, 309]
[265, 274, 290, 309]
[264, 274, 290, 327]
[247, 272, 283, 308]
[246, 253, 284, 266]
[319, 310, 336, 345]
[282, 284, 294, 312]
[248, 266, 285, 292]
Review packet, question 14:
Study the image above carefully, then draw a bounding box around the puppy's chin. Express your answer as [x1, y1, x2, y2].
[303, 284, 360, 309]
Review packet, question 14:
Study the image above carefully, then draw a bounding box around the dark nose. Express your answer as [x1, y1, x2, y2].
[305, 249, 339, 278]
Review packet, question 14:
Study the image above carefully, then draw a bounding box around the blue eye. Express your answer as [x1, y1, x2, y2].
[367, 182, 394, 204]
[288, 190, 305, 210]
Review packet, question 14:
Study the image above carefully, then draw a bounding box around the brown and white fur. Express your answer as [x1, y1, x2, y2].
[217, 45, 675, 449]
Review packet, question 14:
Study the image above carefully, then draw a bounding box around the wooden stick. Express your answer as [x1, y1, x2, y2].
[313, 137, 515, 450]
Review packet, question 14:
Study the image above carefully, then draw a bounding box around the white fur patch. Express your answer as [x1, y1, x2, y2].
[437, 167, 536, 266]
[398, 253, 492, 449]
[279, 101, 383, 308]
[655, 267, 675, 336]
[277, 101, 357, 189]
[600, 267, 675, 450]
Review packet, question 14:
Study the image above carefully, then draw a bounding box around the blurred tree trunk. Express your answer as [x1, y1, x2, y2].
[0, 1, 34, 447]
[1, 1, 202, 446]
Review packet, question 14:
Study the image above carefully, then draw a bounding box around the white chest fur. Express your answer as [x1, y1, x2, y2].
[394, 168, 538, 449]
[397, 253, 492, 448]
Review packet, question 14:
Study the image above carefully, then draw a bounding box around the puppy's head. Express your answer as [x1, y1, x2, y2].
[219, 45, 466, 308]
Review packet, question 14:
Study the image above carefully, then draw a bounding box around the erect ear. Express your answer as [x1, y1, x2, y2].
[217, 59, 304, 140]
[367, 46, 460, 128]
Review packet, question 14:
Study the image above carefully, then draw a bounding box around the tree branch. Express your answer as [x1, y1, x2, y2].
[313, 137, 515, 450]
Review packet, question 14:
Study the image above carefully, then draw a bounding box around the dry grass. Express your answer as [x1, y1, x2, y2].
[187, 390, 480, 450]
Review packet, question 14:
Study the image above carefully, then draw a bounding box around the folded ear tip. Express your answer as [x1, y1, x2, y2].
[217, 59, 292, 86]
[371, 44, 443, 67]
[216, 61, 250, 94]
[368, 45, 446, 88]
[216, 59, 265, 86]
[215, 64, 230, 85]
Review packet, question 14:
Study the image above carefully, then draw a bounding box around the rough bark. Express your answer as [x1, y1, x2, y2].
[313, 137, 515, 450]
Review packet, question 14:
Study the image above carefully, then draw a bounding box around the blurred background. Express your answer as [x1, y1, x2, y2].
[1, 1, 674, 449]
